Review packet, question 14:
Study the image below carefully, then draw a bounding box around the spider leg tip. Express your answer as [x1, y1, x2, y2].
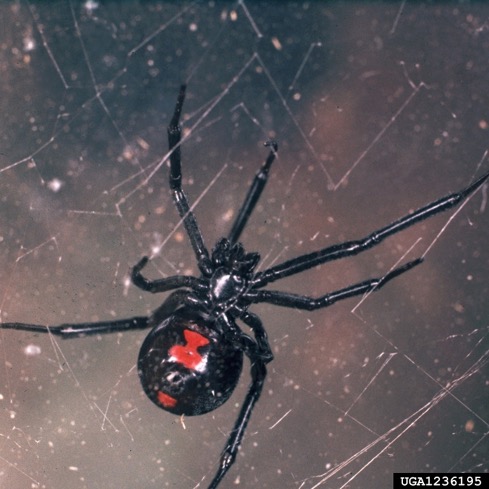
[264, 139, 278, 152]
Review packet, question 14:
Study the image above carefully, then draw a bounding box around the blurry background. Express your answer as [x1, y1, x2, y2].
[0, 2, 488, 488]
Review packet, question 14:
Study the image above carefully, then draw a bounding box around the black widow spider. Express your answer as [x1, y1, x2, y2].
[2, 85, 488, 488]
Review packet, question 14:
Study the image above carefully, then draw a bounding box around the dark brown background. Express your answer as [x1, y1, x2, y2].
[1, 2, 488, 488]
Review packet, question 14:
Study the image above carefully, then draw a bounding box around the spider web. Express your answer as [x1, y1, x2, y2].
[0, 2, 488, 488]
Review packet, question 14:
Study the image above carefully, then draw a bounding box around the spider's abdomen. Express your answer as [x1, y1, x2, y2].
[137, 309, 243, 416]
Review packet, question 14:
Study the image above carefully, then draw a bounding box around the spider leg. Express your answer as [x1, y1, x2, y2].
[167, 85, 212, 275]
[248, 257, 422, 310]
[149, 289, 209, 325]
[1, 287, 202, 339]
[208, 360, 266, 489]
[207, 314, 272, 489]
[228, 140, 278, 245]
[131, 256, 203, 293]
[240, 310, 274, 362]
[0, 317, 149, 338]
[253, 169, 489, 288]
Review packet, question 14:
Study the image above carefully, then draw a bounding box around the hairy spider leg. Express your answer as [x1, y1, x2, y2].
[168, 84, 212, 276]
[227, 140, 278, 245]
[252, 168, 489, 288]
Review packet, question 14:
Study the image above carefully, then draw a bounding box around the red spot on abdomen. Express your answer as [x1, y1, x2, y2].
[169, 329, 210, 370]
[157, 391, 178, 408]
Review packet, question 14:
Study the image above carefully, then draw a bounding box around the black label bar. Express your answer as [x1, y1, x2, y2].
[393, 474, 486, 488]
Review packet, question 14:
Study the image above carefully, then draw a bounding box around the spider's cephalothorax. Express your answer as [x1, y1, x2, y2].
[207, 238, 259, 308]
[2, 84, 488, 489]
